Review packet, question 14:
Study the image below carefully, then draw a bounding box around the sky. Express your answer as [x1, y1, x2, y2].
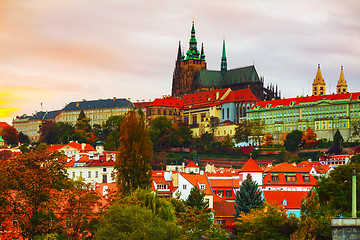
[1, 0, 359, 124]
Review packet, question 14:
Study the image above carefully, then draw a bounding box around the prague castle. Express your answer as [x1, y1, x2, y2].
[171, 21, 280, 101]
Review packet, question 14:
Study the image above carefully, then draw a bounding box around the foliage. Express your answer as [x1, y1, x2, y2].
[262, 132, 274, 147]
[115, 110, 153, 195]
[291, 191, 332, 240]
[149, 116, 173, 150]
[104, 130, 120, 151]
[39, 121, 75, 144]
[234, 119, 265, 146]
[221, 134, 235, 148]
[184, 187, 209, 211]
[1, 125, 19, 146]
[59, 179, 102, 240]
[177, 206, 227, 240]
[18, 132, 30, 144]
[235, 202, 298, 240]
[351, 154, 360, 164]
[234, 174, 263, 219]
[0, 150, 70, 239]
[279, 132, 288, 145]
[302, 127, 317, 148]
[95, 203, 181, 240]
[284, 130, 303, 151]
[351, 120, 360, 139]
[328, 143, 341, 155]
[315, 163, 360, 216]
[333, 129, 344, 146]
[102, 115, 125, 140]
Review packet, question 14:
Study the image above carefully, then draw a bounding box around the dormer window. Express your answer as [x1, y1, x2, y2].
[285, 173, 297, 183]
[200, 184, 205, 190]
[271, 173, 279, 183]
[302, 173, 310, 183]
[282, 199, 287, 206]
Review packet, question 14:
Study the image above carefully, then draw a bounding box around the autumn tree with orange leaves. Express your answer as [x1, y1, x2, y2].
[115, 110, 153, 195]
[302, 127, 317, 148]
[262, 132, 274, 147]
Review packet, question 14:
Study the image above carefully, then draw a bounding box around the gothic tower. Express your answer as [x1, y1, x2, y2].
[171, 21, 207, 98]
[336, 66, 348, 94]
[221, 40, 227, 75]
[312, 64, 326, 96]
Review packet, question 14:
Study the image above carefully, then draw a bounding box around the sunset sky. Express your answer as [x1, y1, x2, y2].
[1, 0, 359, 124]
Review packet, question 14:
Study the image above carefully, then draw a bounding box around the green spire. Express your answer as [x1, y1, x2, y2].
[221, 39, 227, 74]
[186, 20, 200, 60]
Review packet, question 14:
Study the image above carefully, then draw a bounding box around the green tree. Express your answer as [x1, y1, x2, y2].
[351, 120, 360, 139]
[234, 119, 252, 143]
[234, 174, 263, 219]
[18, 132, 30, 144]
[101, 115, 125, 140]
[222, 134, 235, 148]
[235, 203, 298, 240]
[315, 163, 360, 216]
[57, 122, 75, 144]
[284, 130, 303, 151]
[104, 130, 120, 151]
[95, 204, 181, 240]
[39, 121, 59, 144]
[1, 125, 19, 146]
[115, 110, 153, 195]
[234, 119, 265, 147]
[149, 116, 172, 150]
[292, 190, 332, 240]
[351, 154, 360, 164]
[0, 150, 70, 239]
[333, 129, 344, 146]
[184, 187, 209, 211]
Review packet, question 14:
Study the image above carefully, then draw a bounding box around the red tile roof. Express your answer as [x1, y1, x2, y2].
[209, 179, 239, 188]
[263, 190, 308, 209]
[251, 92, 360, 110]
[0, 122, 11, 128]
[185, 161, 199, 168]
[48, 144, 66, 152]
[86, 159, 115, 167]
[147, 97, 184, 108]
[133, 102, 151, 108]
[240, 158, 263, 172]
[264, 162, 309, 173]
[221, 88, 260, 103]
[180, 173, 213, 195]
[213, 200, 236, 217]
[182, 88, 230, 109]
[263, 172, 317, 187]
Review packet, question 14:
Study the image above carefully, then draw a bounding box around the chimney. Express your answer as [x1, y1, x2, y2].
[216, 91, 219, 100]
[81, 143, 86, 150]
[113, 97, 116, 101]
[76, 102, 79, 107]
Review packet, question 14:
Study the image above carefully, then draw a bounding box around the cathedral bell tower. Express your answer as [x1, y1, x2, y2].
[336, 66, 348, 94]
[312, 64, 326, 96]
[171, 21, 207, 98]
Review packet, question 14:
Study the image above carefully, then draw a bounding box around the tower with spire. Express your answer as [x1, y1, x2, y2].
[336, 66, 348, 94]
[221, 40, 227, 75]
[171, 21, 207, 98]
[312, 64, 326, 96]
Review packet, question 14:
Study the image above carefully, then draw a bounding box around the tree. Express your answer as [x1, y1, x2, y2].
[18, 132, 30, 144]
[115, 110, 153, 195]
[0, 150, 70, 239]
[315, 163, 360, 216]
[1, 126, 19, 146]
[234, 202, 298, 240]
[284, 130, 303, 151]
[234, 119, 265, 147]
[302, 127, 317, 148]
[262, 132, 274, 147]
[39, 120, 59, 144]
[104, 130, 120, 151]
[149, 116, 172, 150]
[175, 122, 193, 147]
[221, 134, 235, 148]
[95, 204, 181, 240]
[184, 187, 209, 211]
[351, 120, 360, 139]
[101, 115, 125, 140]
[59, 180, 102, 240]
[234, 174, 263, 219]
[333, 129, 344, 146]
[292, 191, 332, 240]
[279, 132, 288, 145]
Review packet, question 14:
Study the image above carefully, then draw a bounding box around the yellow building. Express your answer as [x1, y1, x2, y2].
[55, 97, 134, 126]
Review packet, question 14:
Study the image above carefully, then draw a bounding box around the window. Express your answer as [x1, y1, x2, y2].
[80, 171, 82, 178]
[192, 115, 197, 124]
[201, 113, 206, 122]
[200, 184, 205, 190]
[72, 172, 75, 178]
[12, 220, 19, 228]
[271, 173, 279, 183]
[217, 219, 225, 225]
[157, 184, 168, 189]
[102, 174, 108, 183]
[95, 171, 99, 178]
[88, 171, 91, 178]
[217, 189, 224, 197]
[225, 189, 232, 198]
[285, 174, 297, 183]
[103, 168, 106, 172]
[302, 174, 310, 183]
[227, 108, 229, 119]
[183, 185, 187, 190]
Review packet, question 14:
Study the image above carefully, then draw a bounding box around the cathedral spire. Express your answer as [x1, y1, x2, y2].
[221, 39, 227, 74]
[337, 65, 348, 94]
[312, 64, 326, 96]
[200, 43, 205, 60]
[186, 20, 200, 60]
[176, 41, 182, 63]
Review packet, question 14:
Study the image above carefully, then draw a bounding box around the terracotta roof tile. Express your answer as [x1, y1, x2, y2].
[264, 162, 309, 173]
[182, 88, 230, 108]
[0, 122, 11, 128]
[185, 161, 199, 168]
[147, 97, 184, 107]
[180, 173, 213, 195]
[263, 190, 308, 209]
[221, 88, 260, 103]
[213, 200, 236, 217]
[240, 158, 263, 172]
